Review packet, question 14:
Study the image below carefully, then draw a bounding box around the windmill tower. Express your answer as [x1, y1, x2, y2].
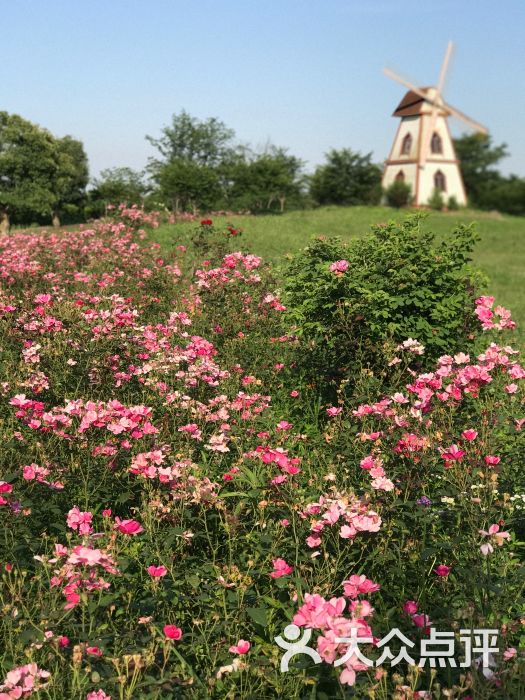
[382, 42, 488, 207]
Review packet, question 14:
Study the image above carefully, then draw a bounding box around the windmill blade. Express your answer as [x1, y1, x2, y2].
[421, 42, 454, 167]
[383, 67, 429, 101]
[384, 66, 489, 134]
[437, 40, 454, 95]
[383, 67, 444, 112]
[441, 100, 488, 134]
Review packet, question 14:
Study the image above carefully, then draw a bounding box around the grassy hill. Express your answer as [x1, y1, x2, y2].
[152, 205, 525, 335]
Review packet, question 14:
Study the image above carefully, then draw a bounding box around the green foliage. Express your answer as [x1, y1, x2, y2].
[147, 110, 235, 168]
[283, 215, 482, 394]
[0, 112, 89, 228]
[87, 167, 148, 218]
[447, 194, 460, 211]
[157, 159, 221, 213]
[477, 174, 525, 216]
[454, 132, 508, 206]
[384, 180, 412, 208]
[428, 187, 444, 210]
[51, 136, 89, 224]
[223, 146, 306, 213]
[309, 148, 382, 206]
[0, 112, 59, 227]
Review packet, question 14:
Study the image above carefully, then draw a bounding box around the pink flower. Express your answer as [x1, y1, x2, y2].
[461, 429, 478, 441]
[330, 260, 349, 274]
[147, 565, 167, 577]
[505, 383, 518, 394]
[441, 444, 465, 461]
[484, 455, 501, 467]
[269, 558, 293, 579]
[163, 624, 182, 640]
[433, 565, 451, 577]
[229, 639, 251, 654]
[403, 600, 418, 615]
[86, 646, 103, 656]
[114, 518, 144, 535]
[326, 406, 343, 417]
[342, 575, 380, 598]
[87, 690, 112, 700]
[503, 647, 517, 661]
[290, 390, 299, 397]
[412, 613, 432, 631]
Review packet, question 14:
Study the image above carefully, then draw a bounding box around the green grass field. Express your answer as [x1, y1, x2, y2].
[152, 205, 525, 335]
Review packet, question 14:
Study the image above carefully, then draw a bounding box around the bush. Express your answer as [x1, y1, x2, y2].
[385, 180, 412, 208]
[428, 187, 445, 210]
[447, 195, 460, 210]
[283, 215, 482, 395]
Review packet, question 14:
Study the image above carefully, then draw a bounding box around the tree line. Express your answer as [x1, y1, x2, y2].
[0, 109, 523, 231]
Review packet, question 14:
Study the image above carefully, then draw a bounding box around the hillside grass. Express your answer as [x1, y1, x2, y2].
[151, 205, 525, 334]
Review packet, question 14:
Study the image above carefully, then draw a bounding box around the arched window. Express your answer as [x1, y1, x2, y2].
[434, 170, 446, 192]
[395, 170, 405, 183]
[401, 133, 412, 155]
[431, 132, 443, 154]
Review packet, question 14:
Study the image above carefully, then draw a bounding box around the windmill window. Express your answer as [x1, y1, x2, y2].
[395, 170, 405, 183]
[400, 133, 412, 155]
[431, 132, 443, 154]
[434, 170, 446, 192]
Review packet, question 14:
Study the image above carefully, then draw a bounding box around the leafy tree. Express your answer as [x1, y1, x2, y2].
[454, 133, 508, 206]
[224, 146, 305, 212]
[384, 180, 412, 208]
[309, 149, 382, 206]
[87, 167, 148, 218]
[147, 110, 235, 169]
[157, 159, 221, 213]
[51, 136, 89, 226]
[0, 112, 59, 232]
[428, 187, 444, 211]
[147, 111, 236, 212]
[477, 175, 525, 216]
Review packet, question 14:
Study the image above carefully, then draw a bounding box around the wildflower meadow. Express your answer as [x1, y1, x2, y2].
[0, 208, 524, 699]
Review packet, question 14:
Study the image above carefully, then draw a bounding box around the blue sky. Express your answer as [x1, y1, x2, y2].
[2, 0, 524, 179]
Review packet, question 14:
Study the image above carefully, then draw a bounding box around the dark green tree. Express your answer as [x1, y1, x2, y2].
[454, 133, 508, 206]
[309, 149, 382, 206]
[0, 112, 59, 232]
[51, 136, 89, 226]
[224, 146, 305, 212]
[147, 110, 236, 212]
[157, 159, 221, 213]
[147, 110, 235, 168]
[87, 167, 148, 218]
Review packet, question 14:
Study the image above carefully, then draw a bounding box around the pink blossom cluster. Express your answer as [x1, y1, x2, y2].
[300, 490, 382, 547]
[292, 580, 378, 686]
[0, 663, 50, 698]
[475, 296, 516, 331]
[195, 252, 263, 290]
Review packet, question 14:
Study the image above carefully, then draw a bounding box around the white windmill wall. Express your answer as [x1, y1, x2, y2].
[382, 110, 468, 207]
[416, 113, 467, 206]
[381, 116, 421, 203]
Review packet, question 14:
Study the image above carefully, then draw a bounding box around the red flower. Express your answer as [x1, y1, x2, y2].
[163, 624, 182, 640]
[200, 219, 213, 226]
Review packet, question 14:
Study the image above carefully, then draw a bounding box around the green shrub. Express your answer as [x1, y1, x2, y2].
[447, 194, 460, 210]
[428, 187, 445, 210]
[384, 180, 412, 208]
[283, 215, 482, 395]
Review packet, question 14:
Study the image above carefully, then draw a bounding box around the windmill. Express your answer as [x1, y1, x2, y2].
[382, 41, 488, 207]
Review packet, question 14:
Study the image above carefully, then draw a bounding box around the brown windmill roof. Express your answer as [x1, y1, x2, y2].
[393, 89, 430, 117]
